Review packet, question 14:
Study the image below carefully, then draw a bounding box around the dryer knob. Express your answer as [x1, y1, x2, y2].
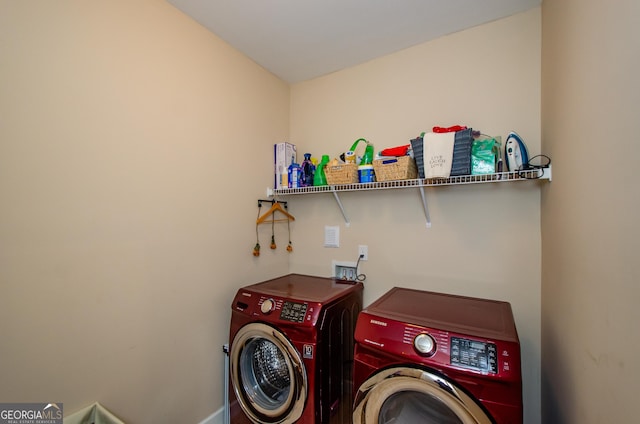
[260, 298, 275, 314]
[414, 333, 436, 356]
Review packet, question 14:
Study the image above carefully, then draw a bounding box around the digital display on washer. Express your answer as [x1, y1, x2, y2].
[450, 337, 498, 374]
[279, 301, 308, 323]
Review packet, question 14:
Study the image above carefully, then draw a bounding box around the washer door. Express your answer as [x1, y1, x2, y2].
[353, 367, 493, 424]
[230, 322, 307, 424]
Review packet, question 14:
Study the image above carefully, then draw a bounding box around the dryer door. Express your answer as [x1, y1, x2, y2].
[353, 367, 493, 424]
[230, 322, 307, 424]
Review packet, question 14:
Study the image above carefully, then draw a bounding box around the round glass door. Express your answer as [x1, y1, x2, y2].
[378, 391, 464, 424]
[231, 323, 307, 423]
[353, 367, 493, 424]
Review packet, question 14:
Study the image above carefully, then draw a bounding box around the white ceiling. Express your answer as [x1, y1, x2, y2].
[167, 0, 541, 83]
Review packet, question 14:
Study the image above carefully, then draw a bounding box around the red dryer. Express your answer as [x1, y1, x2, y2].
[352, 287, 522, 424]
[229, 274, 363, 424]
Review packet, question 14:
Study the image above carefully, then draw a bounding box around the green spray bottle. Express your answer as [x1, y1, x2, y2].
[348, 138, 374, 165]
[313, 155, 330, 186]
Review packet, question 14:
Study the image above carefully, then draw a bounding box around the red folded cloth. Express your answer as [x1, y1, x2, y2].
[380, 144, 410, 156]
[433, 125, 467, 133]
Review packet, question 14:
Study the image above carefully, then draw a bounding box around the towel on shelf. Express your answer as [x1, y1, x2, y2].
[410, 136, 425, 178]
[450, 128, 473, 176]
[380, 144, 410, 157]
[422, 131, 456, 178]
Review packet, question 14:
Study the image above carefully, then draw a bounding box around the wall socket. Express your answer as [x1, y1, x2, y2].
[358, 245, 368, 261]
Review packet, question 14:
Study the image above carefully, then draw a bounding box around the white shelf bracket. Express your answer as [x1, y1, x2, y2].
[544, 165, 552, 181]
[331, 188, 351, 227]
[419, 186, 432, 228]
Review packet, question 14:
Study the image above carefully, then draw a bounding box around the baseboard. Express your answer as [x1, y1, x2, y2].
[198, 406, 225, 424]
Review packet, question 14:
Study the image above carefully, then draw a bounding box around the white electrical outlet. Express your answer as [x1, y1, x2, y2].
[358, 245, 368, 261]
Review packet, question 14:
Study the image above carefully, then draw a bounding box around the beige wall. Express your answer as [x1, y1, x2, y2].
[541, 0, 640, 422]
[0, 1, 290, 423]
[6, 1, 635, 423]
[290, 9, 543, 424]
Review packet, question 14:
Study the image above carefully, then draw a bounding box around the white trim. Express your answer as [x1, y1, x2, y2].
[198, 406, 225, 424]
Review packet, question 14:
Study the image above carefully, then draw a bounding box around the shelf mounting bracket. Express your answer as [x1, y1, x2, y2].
[331, 188, 351, 227]
[419, 186, 432, 228]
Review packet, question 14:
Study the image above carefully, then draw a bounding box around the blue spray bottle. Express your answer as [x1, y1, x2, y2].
[287, 155, 301, 189]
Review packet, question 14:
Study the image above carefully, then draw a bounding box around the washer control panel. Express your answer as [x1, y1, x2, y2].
[413, 333, 437, 356]
[450, 337, 498, 374]
[279, 301, 308, 323]
[260, 298, 275, 314]
[235, 292, 319, 325]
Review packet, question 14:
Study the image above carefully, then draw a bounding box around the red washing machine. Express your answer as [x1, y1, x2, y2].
[352, 287, 522, 424]
[229, 274, 363, 424]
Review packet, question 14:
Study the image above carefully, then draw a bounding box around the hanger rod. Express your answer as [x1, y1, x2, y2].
[257, 199, 287, 207]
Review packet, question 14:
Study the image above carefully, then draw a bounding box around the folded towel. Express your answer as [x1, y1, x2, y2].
[410, 136, 425, 177]
[423, 132, 456, 178]
[450, 128, 473, 176]
[380, 144, 410, 157]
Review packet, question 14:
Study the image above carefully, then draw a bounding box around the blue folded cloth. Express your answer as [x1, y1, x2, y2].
[450, 128, 473, 176]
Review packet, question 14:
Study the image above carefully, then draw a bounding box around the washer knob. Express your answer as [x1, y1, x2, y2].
[260, 298, 275, 314]
[414, 333, 436, 356]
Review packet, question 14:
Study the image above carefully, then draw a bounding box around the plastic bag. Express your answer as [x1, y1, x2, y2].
[471, 137, 501, 175]
[64, 402, 126, 424]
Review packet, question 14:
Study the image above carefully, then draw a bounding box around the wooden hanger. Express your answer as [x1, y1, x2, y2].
[256, 200, 295, 225]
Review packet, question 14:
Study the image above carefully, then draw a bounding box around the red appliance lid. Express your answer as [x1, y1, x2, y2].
[241, 273, 362, 303]
[364, 287, 518, 342]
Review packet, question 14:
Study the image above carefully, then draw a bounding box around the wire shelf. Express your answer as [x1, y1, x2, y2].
[268, 166, 551, 228]
[273, 167, 550, 196]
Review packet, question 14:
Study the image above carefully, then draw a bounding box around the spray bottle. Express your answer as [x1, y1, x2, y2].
[287, 155, 301, 189]
[314, 155, 330, 186]
[349, 138, 375, 182]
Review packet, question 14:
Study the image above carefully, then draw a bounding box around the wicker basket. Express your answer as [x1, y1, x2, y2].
[325, 163, 359, 185]
[372, 156, 418, 181]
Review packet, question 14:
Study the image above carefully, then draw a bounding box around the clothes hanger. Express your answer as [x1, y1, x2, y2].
[256, 199, 295, 225]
